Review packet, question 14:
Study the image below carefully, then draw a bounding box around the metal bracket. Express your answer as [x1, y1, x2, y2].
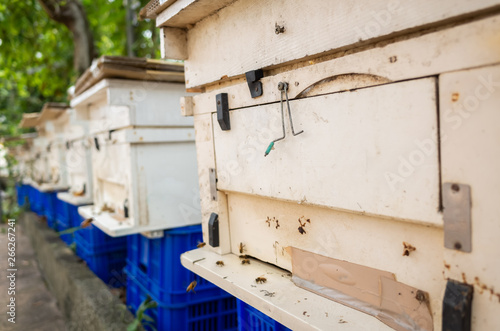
[208, 213, 219, 247]
[245, 69, 264, 98]
[443, 183, 471, 252]
[216, 93, 230, 131]
[123, 199, 129, 218]
[442, 280, 473, 331]
[209, 168, 217, 201]
[94, 137, 100, 151]
[108, 129, 116, 141]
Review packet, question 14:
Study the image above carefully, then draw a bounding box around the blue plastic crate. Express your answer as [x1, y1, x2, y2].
[127, 225, 225, 304]
[16, 184, 28, 207]
[54, 197, 69, 226]
[28, 186, 43, 215]
[237, 300, 291, 331]
[41, 191, 58, 228]
[127, 274, 238, 331]
[76, 237, 127, 288]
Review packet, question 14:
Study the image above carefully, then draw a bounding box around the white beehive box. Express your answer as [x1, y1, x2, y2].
[7, 133, 36, 183]
[71, 78, 192, 135]
[34, 103, 70, 193]
[18, 113, 47, 187]
[151, 1, 500, 330]
[57, 108, 93, 206]
[72, 65, 200, 237]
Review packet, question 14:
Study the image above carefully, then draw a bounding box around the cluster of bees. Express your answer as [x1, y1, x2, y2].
[187, 241, 267, 291]
[188, 216, 313, 293]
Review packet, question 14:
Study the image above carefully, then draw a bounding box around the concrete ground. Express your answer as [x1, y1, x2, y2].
[0, 221, 66, 331]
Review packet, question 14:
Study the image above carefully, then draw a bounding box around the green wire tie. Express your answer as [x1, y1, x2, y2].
[264, 141, 274, 157]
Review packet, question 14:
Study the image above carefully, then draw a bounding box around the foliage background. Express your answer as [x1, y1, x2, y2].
[0, 0, 159, 137]
[0, 0, 158, 221]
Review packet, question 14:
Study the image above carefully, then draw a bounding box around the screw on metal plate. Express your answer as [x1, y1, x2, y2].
[442, 183, 472, 252]
[264, 82, 304, 157]
[209, 168, 217, 201]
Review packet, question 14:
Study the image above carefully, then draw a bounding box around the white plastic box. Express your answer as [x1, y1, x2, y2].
[73, 78, 200, 237]
[152, 1, 500, 330]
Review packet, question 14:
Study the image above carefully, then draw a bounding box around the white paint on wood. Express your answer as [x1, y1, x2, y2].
[181, 248, 395, 331]
[214, 78, 441, 225]
[180, 96, 194, 116]
[71, 79, 194, 135]
[160, 27, 188, 60]
[440, 64, 500, 330]
[88, 128, 201, 236]
[156, 0, 236, 28]
[189, 15, 500, 115]
[159, 0, 500, 87]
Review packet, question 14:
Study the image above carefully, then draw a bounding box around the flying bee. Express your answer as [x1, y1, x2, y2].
[241, 259, 250, 265]
[197, 242, 206, 248]
[275, 219, 280, 229]
[239, 242, 245, 254]
[216, 261, 225, 267]
[255, 277, 267, 284]
[80, 218, 94, 228]
[186, 280, 197, 293]
[265, 217, 271, 227]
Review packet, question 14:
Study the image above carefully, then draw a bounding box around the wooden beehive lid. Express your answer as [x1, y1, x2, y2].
[141, 0, 233, 27]
[38, 103, 68, 124]
[73, 56, 185, 97]
[19, 113, 41, 128]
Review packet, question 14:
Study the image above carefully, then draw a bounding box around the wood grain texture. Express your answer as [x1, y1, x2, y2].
[214, 78, 441, 225]
[189, 15, 500, 116]
[177, 0, 500, 88]
[440, 64, 500, 331]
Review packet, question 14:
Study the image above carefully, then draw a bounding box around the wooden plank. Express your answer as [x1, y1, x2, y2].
[160, 27, 188, 60]
[156, 0, 235, 28]
[181, 249, 394, 331]
[74, 55, 185, 96]
[213, 78, 441, 225]
[440, 64, 500, 331]
[193, 114, 231, 254]
[223, 192, 445, 330]
[189, 14, 500, 115]
[168, 0, 500, 88]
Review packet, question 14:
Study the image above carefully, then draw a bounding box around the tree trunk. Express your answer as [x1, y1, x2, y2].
[37, 0, 95, 74]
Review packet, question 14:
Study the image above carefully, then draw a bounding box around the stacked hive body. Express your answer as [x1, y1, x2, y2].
[73, 58, 200, 236]
[66, 56, 238, 325]
[149, 1, 500, 330]
[19, 106, 70, 225]
[56, 107, 94, 245]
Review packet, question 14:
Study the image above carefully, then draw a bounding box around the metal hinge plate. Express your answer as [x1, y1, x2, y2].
[209, 168, 217, 201]
[443, 183, 471, 253]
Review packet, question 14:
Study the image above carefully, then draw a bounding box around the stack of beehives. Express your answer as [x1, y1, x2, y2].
[12, 1, 500, 330]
